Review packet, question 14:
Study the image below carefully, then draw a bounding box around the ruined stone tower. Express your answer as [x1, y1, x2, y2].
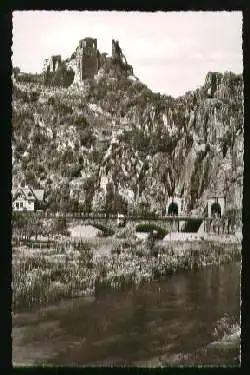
[50, 55, 62, 72]
[112, 39, 128, 64]
[43, 55, 62, 73]
[76, 38, 99, 80]
[111, 39, 133, 75]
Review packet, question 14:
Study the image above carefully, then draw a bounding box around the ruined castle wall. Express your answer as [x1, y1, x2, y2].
[44, 38, 133, 84]
[78, 38, 99, 80]
[44, 55, 62, 74]
[111, 39, 133, 76]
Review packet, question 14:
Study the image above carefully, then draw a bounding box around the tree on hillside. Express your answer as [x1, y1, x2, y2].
[12, 212, 44, 241]
[105, 182, 114, 217]
[53, 217, 67, 235]
[12, 212, 29, 239]
[83, 176, 96, 212]
[112, 193, 128, 215]
[29, 213, 44, 240]
[13, 67, 20, 78]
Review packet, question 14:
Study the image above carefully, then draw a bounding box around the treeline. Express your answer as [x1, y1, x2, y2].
[12, 212, 69, 241]
[43, 63, 74, 88]
[13, 67, 44, 85]
[13, 64, 75, 88]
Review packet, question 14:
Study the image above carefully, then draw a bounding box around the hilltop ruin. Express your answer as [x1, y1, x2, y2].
[43, 37, 133, 85]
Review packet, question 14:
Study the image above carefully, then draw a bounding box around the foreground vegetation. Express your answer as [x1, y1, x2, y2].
[12, 236, 241, 313]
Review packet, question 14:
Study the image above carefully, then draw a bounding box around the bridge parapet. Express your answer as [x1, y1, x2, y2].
[17, 211, 239, 235]
[203, 216, 239, 235]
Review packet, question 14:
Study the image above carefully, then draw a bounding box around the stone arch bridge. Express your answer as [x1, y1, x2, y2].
[35, 212, 238, 235]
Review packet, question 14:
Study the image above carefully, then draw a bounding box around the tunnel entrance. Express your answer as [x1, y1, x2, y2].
[211, 202, 221, 218]
[168, 202, 178, 216]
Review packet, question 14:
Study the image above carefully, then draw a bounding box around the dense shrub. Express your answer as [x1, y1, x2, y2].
[74, 115, 88, 128]
[29, 91, 40, 102]
[15, 141, 26, 154]
[33, 131, 47, 146]
[47, 97, 55, 106]
[79, 128, 96, 148]
[54, 102, 73, 115]
[89, 149, 102, 164]
[16, 72, 43, 84]
[69, 199, 79, 213]
[76, 243, 94, 267]
[12, 86, 29, 102]
[135, 223, 167, 239]
[62, 150, 74, 164]
[219, 131, 233, 157]
[44, 65, 74, 88]
[68, 164, 82, 178]
[92, 223, 115, 237]
[25, 170, 36, 186]
[54, 217, 67, 234]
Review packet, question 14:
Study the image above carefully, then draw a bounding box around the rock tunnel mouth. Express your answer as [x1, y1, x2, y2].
[211, 202, 221, 218]
[168, 202, 178, 216]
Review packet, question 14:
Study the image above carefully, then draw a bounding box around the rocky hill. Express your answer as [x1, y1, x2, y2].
[12, 55, 243, 215]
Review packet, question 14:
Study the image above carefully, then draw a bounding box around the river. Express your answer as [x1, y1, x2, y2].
[12, 261, 241, 367]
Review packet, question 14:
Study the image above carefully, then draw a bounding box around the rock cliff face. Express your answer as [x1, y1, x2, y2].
[12, 55, 243, 215]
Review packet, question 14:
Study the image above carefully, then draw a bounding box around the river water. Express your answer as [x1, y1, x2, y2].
[12, 262, 241, 367]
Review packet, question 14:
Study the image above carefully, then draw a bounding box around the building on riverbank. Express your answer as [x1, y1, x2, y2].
[12, 185, 45, 212]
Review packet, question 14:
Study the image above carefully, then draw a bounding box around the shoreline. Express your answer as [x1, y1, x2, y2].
[12, 233, 241, 314]
[12, 260, 241, 367]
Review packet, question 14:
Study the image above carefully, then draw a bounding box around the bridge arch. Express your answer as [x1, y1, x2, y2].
[211, 202, 221, 218]
[168, 202, 178, 216]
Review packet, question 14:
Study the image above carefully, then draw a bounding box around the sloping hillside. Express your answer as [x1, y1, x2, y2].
[12, 68, 243, 215]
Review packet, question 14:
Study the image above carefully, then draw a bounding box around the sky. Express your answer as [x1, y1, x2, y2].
[12, 11, 243, 97]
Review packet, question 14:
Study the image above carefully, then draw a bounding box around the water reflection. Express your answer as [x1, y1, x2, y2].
[13, 262, 240, 366]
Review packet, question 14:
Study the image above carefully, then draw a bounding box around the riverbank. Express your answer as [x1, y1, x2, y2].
[12, 233, 241, 313]
[12, 262, 241, 367]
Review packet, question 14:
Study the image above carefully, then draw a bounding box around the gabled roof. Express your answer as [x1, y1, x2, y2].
[12, 186, 44, 202]
[33, 189, 45, 202]
[12, 194, 26, 202]
[12, 187, 26, 200]
[22, 187, 36, 201]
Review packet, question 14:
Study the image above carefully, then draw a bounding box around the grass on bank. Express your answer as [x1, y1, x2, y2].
[12, 237, 241, 313]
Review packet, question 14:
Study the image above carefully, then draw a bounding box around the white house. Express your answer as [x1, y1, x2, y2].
[12, 186, 44, 212]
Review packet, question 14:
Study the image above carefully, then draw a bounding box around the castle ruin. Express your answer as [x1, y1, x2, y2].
[73, 38, 133, 81]
[76, 38, 99, 80]
[43, 55, 62, 74]
[43, 37, 133, 85]
[110, 39, 133, 75]
[112, 39, 128, 65]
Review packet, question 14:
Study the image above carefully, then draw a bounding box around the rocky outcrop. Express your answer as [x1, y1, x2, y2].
[12, 66, 243, 216]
